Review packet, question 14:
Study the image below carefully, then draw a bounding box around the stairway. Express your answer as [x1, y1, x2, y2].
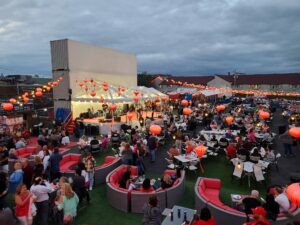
[66, 120, 75, 135]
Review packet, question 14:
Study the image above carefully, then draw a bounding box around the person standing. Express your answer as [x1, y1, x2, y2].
[0, 146, 9, 173]
[147, 134, 158, 163]
[0, 202, 19, 225]
[8, 162, 23, 194]
[83, 152, 96, 191]
[49, 148, 62, 182]
[21, 159, 34, 190]
[279, 129, 295, 157]
[142, 196, 161, 225]
[15, 184, 32, 225]
[30, 177, 52, 225]
[57, 183, 79, 225]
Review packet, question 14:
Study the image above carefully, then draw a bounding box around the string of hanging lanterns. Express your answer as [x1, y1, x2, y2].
[1, 76, 64, 111]
[163, 78, 300, 97]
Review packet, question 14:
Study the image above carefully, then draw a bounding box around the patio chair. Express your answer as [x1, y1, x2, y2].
[270, 153, 281, 171]
[249, 155, 260, 163]
[165, 158, 176, 169]
[253, 164, 264, 182]
[232, 161, 244, 179]
[187, 159, 199, 173]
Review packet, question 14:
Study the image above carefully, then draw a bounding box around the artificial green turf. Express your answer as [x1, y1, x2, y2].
[74, 152, 269, 225]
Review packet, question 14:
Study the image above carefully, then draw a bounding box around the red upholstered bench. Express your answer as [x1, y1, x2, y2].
[59, 154, 81, 174]
[16, 147, 36, 158]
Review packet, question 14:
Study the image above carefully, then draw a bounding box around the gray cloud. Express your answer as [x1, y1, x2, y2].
[0, 0, 299, 76]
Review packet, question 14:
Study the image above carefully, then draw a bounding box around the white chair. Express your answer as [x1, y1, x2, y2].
[233, 161, 244, 179]
[165, 158, 176, 169]
[187, 159, 199, 172]
[253, 164, 265, 182]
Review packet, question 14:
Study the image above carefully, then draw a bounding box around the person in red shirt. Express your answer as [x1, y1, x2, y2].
[15, 184, 32, 225]
[243, 206, 270, 225]
[226, 143, 237, 159]
[192, 207, 216, 225]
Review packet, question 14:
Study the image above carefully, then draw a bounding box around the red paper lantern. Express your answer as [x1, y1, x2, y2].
[195, 145, 206, 158]
[45, 86, 51, 91]
[121, 87, 125, 92]
[84, 79, 89, 83]
[9, 98, 16, 104]
[103, 87, 108, 92]
[286, 183, 300, 206]
[103, 82, 108, 87]
[127, 113, 133, 121]
[90, 91, 96, 97]
[149, 125, 161, 135]
[259, 111, 270, 120]
[181, 100, 188, 106]
[141, 93, 144, 97]
[92, 83, 96, 87]
[23, 97, 29, 103]
[84, 87, 89, 92]
[133, 90, 139, 96]
[24, 92, 29, 96]
[59, 76, 64, 81]
[99, 97, 105, 103]
[2, 103, 13, 111]
[156, 102, 161, 107]
[183, 107, 192, 115]
[161, 96, 167, 102]
[48, 82, 52, 86]
[216, 105, 225, 112]
[109, 104, 117, 111]
[79, 82, 84, 87]
[226, 116, 234, 125]
[133, 96, 139, 102]
[35, 91, 43, 97]
[117, 92, 121, 96]
[289, 127, 300, 139]
[36, 88, 42, 92]
[52, 81, 58, 86]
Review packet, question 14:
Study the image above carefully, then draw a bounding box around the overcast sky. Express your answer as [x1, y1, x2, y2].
[0, 0, 300, 76]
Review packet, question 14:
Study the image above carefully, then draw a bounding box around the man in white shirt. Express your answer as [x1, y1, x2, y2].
[30, 177, 52, 225]
[274, 187, 290, 212]
[61, 134, 70, 146]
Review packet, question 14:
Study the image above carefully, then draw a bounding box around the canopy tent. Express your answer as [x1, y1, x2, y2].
[193, 90, 221, 97]
[72, 85, 167, 103]
[71, 83, 168, 118]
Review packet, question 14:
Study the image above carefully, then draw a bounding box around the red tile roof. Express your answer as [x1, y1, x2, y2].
[217, 73, 300, 85]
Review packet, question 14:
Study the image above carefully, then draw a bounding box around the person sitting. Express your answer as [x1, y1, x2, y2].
[119, 166, 132, 189]
[78, 135, 88, 152]
[248, 129, 256, 143]
[226, 143, 236, 159]
[263, 194, 280, 221]
[61, 132, 70, 146]
[141, 178, 154, 192]
[192, 207, 216, 225]
[243, 206, 270, 225]
[167, 145, 180, 159]
[264, 146, 275, 162]
[185, 141, 195, 154]
[199, 135, 207, 145]
[100, 135, 109, 149]
[274, 187, 290, 213]
[237, 190, 261, 215]
[15, 138, 26, 149]
[225, 129, 234, 141]
[218, 137, 229, 148]
[160, 174, 174, 189]
[90, 137, 100, 153]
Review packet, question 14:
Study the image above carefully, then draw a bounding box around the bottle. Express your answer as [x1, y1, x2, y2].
[170, 210, 174, 221]
[183, 211, 187, 222]
[177, 208, 181, 218]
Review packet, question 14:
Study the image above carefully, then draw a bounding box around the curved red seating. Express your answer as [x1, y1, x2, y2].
[60, 154, 81, 176]
[94, 156, 121, 185]
[195, 177, 300, 225]
[16, 147, 36, 158]
[106, 166, 186, 213]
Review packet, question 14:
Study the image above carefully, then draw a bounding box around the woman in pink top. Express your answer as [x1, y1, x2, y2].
[248, 129, 256, 143]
